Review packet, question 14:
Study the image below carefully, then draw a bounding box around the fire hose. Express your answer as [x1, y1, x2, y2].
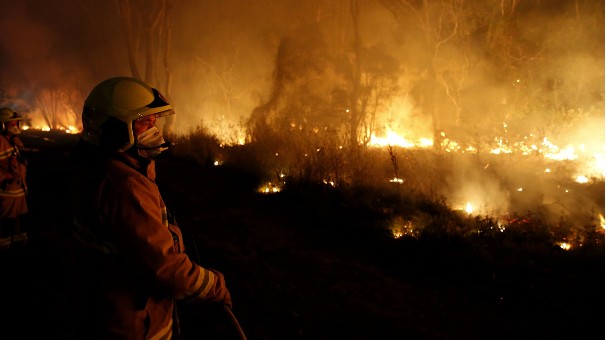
[170, 210, 247, 339]
[223, 305, 248, 340]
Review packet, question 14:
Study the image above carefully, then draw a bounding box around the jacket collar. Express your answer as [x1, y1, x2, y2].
[113, 151, 156, 181]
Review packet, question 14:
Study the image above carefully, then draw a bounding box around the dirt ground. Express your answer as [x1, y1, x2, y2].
[0, 131, 604, 339]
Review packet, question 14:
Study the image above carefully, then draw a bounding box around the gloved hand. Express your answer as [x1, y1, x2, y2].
[208, 268, 233, 309]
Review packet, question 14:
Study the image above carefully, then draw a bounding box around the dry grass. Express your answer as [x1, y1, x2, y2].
[8, 129, 601, 339]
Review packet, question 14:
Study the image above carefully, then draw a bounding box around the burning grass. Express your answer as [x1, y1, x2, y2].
[170, 125, 605, 260]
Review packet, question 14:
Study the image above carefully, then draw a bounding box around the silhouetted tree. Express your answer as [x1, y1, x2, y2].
[115, 0, 177, 139]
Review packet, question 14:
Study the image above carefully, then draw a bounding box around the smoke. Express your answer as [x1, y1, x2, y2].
[0, 0, 604, 224]
[0, 1, 603, 130]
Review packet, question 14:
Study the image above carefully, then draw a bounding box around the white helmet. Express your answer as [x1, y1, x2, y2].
[81, 77, 174, 151]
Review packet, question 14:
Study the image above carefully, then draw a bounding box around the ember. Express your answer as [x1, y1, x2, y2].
[258, 182, 282, 194]
[556, 242, 572, 251]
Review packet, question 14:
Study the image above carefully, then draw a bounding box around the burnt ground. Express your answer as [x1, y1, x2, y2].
[0, 131, 605, 339]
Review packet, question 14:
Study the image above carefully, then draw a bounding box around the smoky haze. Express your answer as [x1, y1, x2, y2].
[0, 1, 603, 133]
[0, 0, 604, 223]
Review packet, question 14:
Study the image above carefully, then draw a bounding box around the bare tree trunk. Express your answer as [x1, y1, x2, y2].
[162, 18, 175, 139]
[114, 0, 176, 139]
[115, 0, 142, 80]
[146, 1, 164, 84]
[349, 0, 362, 149]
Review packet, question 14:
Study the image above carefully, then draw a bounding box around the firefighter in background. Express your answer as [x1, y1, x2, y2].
[71, 76, 232, 339]
[0, 107, 28, 251]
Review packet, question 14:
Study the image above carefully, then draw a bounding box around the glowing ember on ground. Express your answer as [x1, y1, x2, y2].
[390, 219, 419, 239]
[64, 126, 80, 134]
[323, 179, 336, 187]
[258, 182, 282, 194]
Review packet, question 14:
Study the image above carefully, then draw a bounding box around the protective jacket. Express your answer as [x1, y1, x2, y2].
[0, 134, 27, 218]
[71, 142, 230, 339]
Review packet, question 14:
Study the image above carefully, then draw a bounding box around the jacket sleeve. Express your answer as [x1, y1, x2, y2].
[0, 138, 13, 180]
[100, 171, 230, 305]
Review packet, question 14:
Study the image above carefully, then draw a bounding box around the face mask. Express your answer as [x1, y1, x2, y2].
[6, 125, 20, 135]
[136, 126, 168, 158]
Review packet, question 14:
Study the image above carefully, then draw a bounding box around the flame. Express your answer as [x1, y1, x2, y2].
[369, 128, 432, 148]
[600, 214, 605, 230]
[370, 129, 413, 147]
[323, 179, 336, 187]
[365, 125, 605, 181]
[541, 138, 577, 161]
[418, 138, 434, 147]
[464, 202, 473, 214]
[63, 125, 80, 134]
[258, 182, 282, 194]
[361, 122, 604, 224]
[556, 242, 572, 251]
[574, 175, 588, 183]
[391, 219, 419, 239]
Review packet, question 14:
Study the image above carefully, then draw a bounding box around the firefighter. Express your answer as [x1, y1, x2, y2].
[71, 76, 232, 339]
[0, 107, 28, 251]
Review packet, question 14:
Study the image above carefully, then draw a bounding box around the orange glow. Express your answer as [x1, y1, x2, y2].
[369, 128, 433, 149]
[464, 202, 473, 215]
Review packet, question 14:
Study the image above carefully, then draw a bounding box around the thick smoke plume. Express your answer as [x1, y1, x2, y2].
[0, 0, 604, 225]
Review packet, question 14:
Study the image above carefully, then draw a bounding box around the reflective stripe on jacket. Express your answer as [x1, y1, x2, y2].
[72, 148, 226, 339]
